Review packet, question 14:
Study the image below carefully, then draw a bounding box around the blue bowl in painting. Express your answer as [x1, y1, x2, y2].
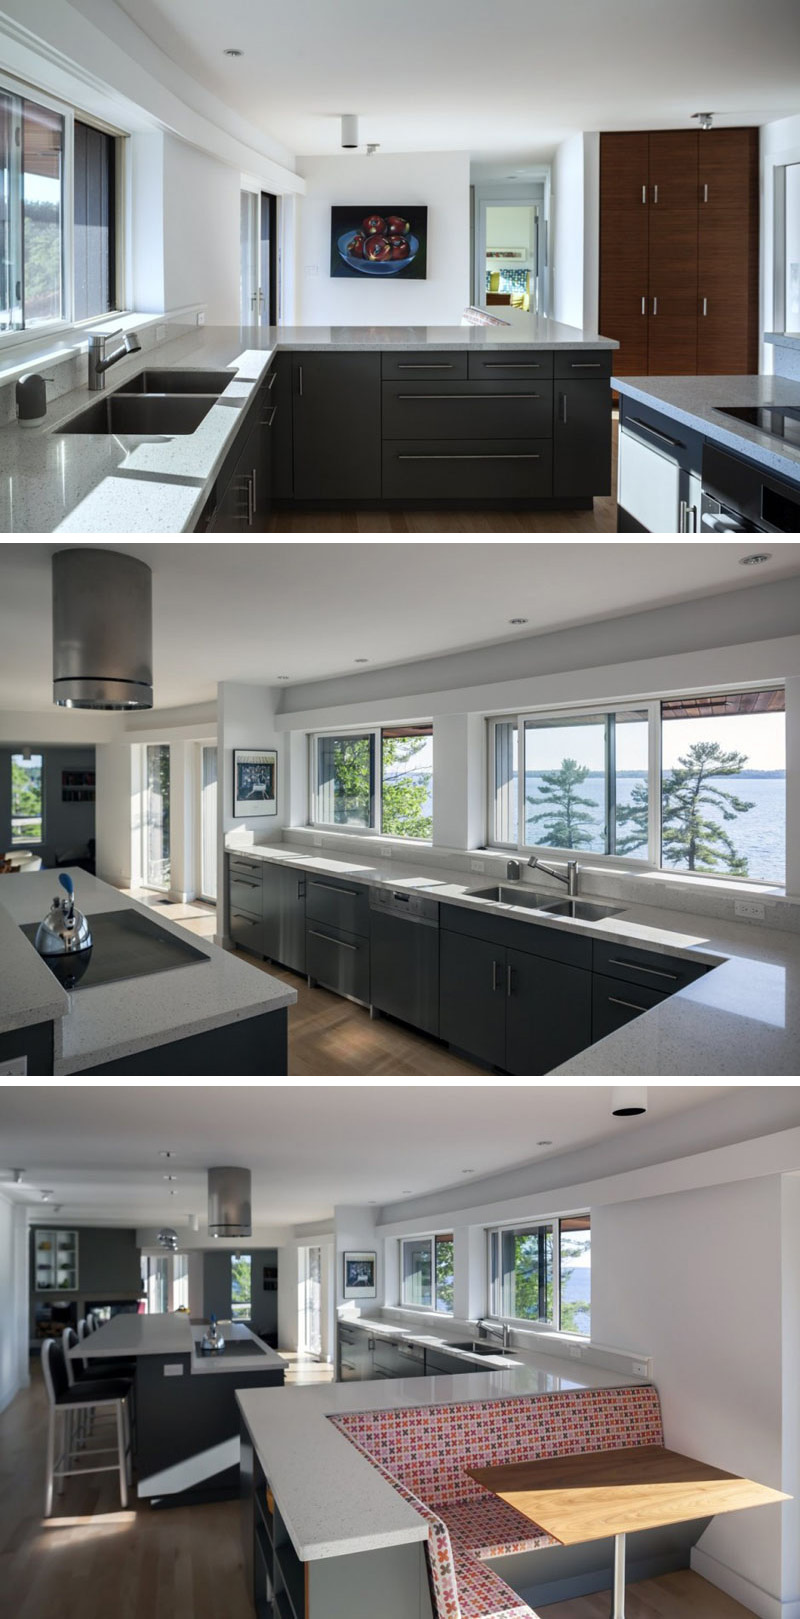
[337, 230, 420, 276]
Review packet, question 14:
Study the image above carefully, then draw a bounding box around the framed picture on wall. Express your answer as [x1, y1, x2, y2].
[342, 1251, 377, 1299]
[330, 207, 428, 279]
[233, 749, 277, 817]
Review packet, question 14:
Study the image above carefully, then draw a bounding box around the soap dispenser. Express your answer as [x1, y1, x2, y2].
[16, 373, 53, 427]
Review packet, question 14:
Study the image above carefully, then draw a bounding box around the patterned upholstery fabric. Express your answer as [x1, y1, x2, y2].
[485, 268, 529, 293]
[330, 1386, 663, 1619]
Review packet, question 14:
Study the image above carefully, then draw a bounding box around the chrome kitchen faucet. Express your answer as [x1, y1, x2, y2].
[88, 329, 142, 390]
[527, 855, 580, 896]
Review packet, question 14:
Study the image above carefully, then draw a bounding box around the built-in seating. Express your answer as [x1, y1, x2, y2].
[331, 1386, 663, 1619]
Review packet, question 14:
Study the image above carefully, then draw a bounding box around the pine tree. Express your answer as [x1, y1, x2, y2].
[526, 757, 599, 849]
[330, 736, 432, 838]
[616, 740, 755, 874]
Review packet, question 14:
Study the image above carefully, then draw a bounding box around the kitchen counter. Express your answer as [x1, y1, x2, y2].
[72, 1312, 287, 1375]
[229, 838, 800, 1074]
[1, 315, 615, 534]
[612, 372, 800, 484]
[237, 1358, 642, 1563]
[0, 867, 295, 1074]
[338, 1312, 642, 1379]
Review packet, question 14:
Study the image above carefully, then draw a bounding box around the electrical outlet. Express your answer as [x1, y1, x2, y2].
[569, 1345, 581, 1359]
[312, 834, 323, 847]
[470, 859, 485, 873]
[156, 324, 166, 343]
[735, 899, 765, 921]
[376, 844, 392, 858]
[196, 311, 205, 325]
[632, 1359, 649, 1377]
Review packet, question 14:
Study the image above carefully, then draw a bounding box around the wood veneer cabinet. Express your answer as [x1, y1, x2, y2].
[600, 128, 758, 377]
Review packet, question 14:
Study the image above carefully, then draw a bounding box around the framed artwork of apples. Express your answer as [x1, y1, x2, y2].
[330, 206, 428, 279]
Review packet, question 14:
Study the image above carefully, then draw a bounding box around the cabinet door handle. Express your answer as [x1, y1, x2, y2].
[308, 929, 357, 951]
[702, 183, 709, 204]
[268, 368, 278, 390]
[559, 393, 567, 424]
[492, 960, 501, 991]
[679, 498, 689, 533]
[298, 880, 306, 898]
[298, 364, 303, 397]
[608, 996, 647, 1012]
[398, 392, 541, 400]
[310, 880, 360, 896]
[652, 296, 658, 316]
[641, 296, 646, 316]
[251, 467, 257, 521]
[397, 452, 540, 461]
[652, 184, 659, 205]
[261, 404, 277, 428]
[506, 964, 514, 997]
[702, 298, 708, 318]
[607, 957, 678, 982]
[628, 416, 684, 451]
[642, 184, 647, 205]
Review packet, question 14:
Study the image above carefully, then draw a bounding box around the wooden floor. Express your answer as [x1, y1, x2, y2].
[0, 1371, 758, 1619]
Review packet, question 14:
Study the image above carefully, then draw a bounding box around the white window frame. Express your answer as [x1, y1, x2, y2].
[0, 68, 127, 352]
[486, 684, 785, 889]
[308, 724, 433, 843]
[399, 1232, 454, 1316]
[10, 750, 45, 848]
[486, 1215, 591, 1338]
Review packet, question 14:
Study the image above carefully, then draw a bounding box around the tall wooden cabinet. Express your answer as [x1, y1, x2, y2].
[600, 128, 758, 378]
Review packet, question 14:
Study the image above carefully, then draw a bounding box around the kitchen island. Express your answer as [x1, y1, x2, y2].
[0, 312, 617, 533]
[0, 867, 295, 1075]
[75, 1313, 285, 1502]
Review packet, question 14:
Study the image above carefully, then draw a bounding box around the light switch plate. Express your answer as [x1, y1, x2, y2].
[734, 899, 765, 920]
[163, 1363, 184, 1377]
[470, 859, 485, 873]
[196, 311, 205, 325]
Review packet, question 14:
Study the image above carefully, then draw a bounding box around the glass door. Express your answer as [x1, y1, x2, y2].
[200, 744, 218, 901]
[144, 743, 170, 889]
[240, 190, 260, 325]
[260, 192, 277, 325]
[300, 1245, 322, 1357]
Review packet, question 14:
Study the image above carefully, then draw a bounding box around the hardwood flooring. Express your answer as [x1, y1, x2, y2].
[539, 1569, 759, 1619]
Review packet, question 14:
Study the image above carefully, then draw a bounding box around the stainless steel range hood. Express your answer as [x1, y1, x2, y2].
[208, 1167, 252, 1239]
[52, 547, 153, 709]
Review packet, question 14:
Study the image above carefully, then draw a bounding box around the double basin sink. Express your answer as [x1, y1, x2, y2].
[58, 368, 235, 437]
[468, 884, 623, 923]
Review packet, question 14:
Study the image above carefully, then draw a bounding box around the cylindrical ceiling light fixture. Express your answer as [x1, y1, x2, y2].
[341, 114, 359, 149]
[611, 1086, 648, 1117]
[52, 548, 153, 709]
[208, 1166, 252, 1238]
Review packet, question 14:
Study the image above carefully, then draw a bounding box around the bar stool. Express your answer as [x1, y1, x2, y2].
[42, 1337, 132, 1516]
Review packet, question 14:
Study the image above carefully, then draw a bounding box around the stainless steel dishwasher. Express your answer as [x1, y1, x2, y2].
[369, 887, 440, 1037]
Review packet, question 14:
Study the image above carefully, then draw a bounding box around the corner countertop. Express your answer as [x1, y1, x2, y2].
[338, 1313, 641, 1379]
[236, 1358, 643, 1563]
[1, 314, 615, 535]
[612, 372, 800, 484]
[0, 867, 295, 1073]
[228, 838, 800, 1075]
[71, 1312, 287, 1375]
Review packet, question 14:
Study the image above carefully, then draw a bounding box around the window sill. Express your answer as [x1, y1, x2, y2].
[0, 307, 204, 392]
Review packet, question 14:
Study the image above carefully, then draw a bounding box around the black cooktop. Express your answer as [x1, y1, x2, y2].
[21, 906, 209, 992]
[716, 403, 800, 449]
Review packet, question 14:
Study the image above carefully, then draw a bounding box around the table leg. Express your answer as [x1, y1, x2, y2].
[611, 1532, 626, 1619]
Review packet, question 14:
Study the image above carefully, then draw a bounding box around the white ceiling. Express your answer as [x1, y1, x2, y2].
[0, 1084, 735, 1229]
[105, 0, 800, 161]
[3, 541, 800, 713]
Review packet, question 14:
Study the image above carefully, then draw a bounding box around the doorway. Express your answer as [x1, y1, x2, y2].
[240, 190, 278, 326]
[474, 186, 546, 316]
[199, 744, 217, 902]
[299, 1245, 322, 1358]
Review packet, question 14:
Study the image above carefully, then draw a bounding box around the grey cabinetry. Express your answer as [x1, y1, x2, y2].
[553, 352, 613, 498]
[228, 854, 264, 955]
[306, 874, 370, 1004]
[439, 929, 506, 1068]
[371, 1337, 425, 1379]
[261, 863, 306, 974]
[207, 374, 273, 532]
[338, 1321, 371, 1380]
[591, 940, 708, 1041]
[293, 354, 381, 500]
[505, 945, 592, 1075]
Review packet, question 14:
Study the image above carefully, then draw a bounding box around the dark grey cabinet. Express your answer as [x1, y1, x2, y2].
[382, 439, 552, 502]
[553, 380, 612, 497]
[305, 874, 371, 937]
[439, 929, 507, 1068]
[338, 1322, 371, 1380]
[262, 863, 306, 974]
[229, 853, 265, 955]
[381, 379, 552, 441]
[293, 353, 381, 500]
[592, 973, 666, 1041]
[306, 921, 370, 1003]
[505, 945, 592, 1075]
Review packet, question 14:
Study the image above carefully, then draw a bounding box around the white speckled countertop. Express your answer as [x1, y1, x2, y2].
[613, 373, 800, 484]
[1, 314, 615, 534]
[236, 1357, 641, 1562]
[229, 838, 800, 1075]
[72, 1312, 286, 1375]
[0, 867, 295, 1074]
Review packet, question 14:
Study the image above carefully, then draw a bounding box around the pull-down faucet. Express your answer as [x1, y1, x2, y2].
[527, 854, 580, 897]
[477, 1319, 511, 1350]
[88, 329, 142, 391]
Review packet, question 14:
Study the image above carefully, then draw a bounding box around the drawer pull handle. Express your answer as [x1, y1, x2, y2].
[481, 362, 542, 369]
[397, 453, 541, 461]
[232, 912, 257, 921]
[233, 879, 260, 888]
[308, 929, 358, 951]
[608, 957, 678, 982]
[569, 362, 602, 369]
[608, 995, 648, 1012]
[398, 393, 541, 400]
[268, 369, 277, 390]
[310, 880, 361, 896]
[261, 404, 277, 428]
[628, 416, 684, 451]
[396, 363, 455, 369]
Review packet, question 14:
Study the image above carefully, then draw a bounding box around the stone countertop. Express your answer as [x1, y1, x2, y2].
[1, 315, 615, 534]
[338, 1314, 641, 1379]
[765, 333, 800, 351]
[236, 1360, 643, 1563]
[612, 372, 800, 484]
[0, 867, 295, 1074]
[71, 1312, 287, 1375]
[229, 839, 800, 1075]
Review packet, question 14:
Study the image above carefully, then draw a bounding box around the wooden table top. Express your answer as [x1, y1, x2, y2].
[467, 1445, 789, 1546]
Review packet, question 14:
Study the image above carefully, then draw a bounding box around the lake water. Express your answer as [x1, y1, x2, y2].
[561, 1265, 591, 1337]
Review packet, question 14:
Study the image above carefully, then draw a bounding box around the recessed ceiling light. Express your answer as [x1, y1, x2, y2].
[402, 1189, 412, 1195]
[739, 552, 772, 566]
[158, 1150, 175, 1158]
[354, 657, 369, 664]
[537, 1139, 552, 1146]
[461, 1168, 474, 1174]
[170, 1189, 178, 1196]
[223, 47, 243, 56]
[508, 617, 528, 625]
[276, 675, 290, 681]
[163, 1174, 177, 1181]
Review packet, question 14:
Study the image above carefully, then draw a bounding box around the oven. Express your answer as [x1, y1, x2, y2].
[701, 442, 800, 533]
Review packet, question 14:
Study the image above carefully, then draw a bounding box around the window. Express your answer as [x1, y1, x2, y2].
[11, 752, 43, 844]
[143, 744, 171, 888]
[488, 1215, 590, 1336]
[73, 120, 116, 320]
[401, 1234, 454, 1312]
[488, 687, 785, 886]
[311, 725, 433, 839]
[231, 1253, 252, 1320]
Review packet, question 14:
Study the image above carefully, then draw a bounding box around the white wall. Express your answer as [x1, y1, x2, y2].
[0, 1196, 29, 1415]
[217, 682, 288, 941]
[163, 135, 241, 323]
[334, 1205, 382, 1312]
[550, 133, 600, 333]
[295, 151, 471, 324]
[761, 114, 800, 371]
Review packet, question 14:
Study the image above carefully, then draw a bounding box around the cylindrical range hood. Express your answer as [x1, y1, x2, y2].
[208, 1166, 252, 1238]
[52, 547, 153, 709]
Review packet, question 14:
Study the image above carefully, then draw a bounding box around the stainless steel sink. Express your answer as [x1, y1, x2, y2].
[541, 899, 624, 921]
[446, 1340, 508, 1356]
[122, 368, 234, 395]
[468, 885, 556, 909]
[58, 393, 217, 435]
